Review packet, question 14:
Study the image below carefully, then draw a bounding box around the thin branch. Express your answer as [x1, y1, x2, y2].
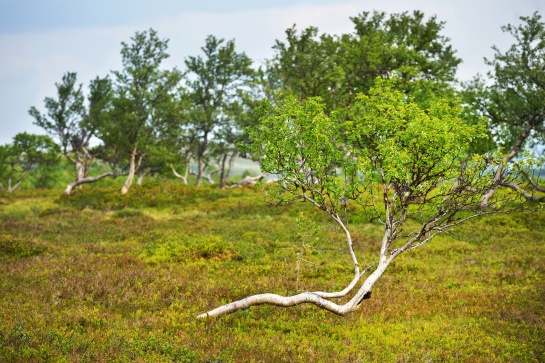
[500, 181, 545, 202]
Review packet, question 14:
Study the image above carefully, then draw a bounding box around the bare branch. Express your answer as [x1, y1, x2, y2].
[500, 181, 545, 203]
[65, 172, 116, 195]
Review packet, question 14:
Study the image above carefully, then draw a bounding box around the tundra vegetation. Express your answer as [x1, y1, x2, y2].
[0, 185, 544, 361]
[0, 9, 544, 363]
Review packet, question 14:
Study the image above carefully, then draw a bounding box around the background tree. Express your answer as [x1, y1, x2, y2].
[267, 25, 342, 108]
[198, 78, 528, 318]
[29, 72, 114, 195]
[268, 10, 461, 117]
[464, 12, 545, 205]
[0, 133, 59, 193]
[184, 35, 254, 186]
[347, 11, 460, 106]
[106, 28, 182, 194]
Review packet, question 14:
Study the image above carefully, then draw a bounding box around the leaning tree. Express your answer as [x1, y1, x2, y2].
[106, 28, 182, 195]
[464, 12, 545, 205]
[197, 78, 529, 318]
[29, 72, 115, 195]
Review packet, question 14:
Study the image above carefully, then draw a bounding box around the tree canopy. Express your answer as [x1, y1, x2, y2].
[464, 12, 545, 204]
[10, 10, 545, 202]
[0, 133, 59, 193]
[198, 78, 527, 318]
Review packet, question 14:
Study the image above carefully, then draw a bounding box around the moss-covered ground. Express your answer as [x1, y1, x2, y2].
[1, 182, 544, 362]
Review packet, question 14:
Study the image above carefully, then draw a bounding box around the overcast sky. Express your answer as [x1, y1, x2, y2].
[1, 0, 543, 144]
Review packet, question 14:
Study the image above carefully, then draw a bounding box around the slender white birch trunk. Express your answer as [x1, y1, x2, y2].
[122, 146, 142, 195]
[136, 170, 148, 185]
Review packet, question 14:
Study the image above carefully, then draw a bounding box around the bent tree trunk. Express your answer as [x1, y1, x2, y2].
[121, 147, 143, 195]
[197, 212, 393, 319]
[197, 260, 389, 318]
[191, 167, 219, 185]
[7, 170, 28, 193]
[171, 163, 189, 184]
[226, 174, 268, 188]
[65, 172, 116, 195]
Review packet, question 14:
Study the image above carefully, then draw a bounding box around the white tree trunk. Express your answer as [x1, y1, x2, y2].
[197, 257, 391, 318]
[191, 168, 219, 185]
[65, 172, 116, 195]
[121, 147, 142, 195]
[137, 170, 148, 185]
[227, 174, 268, 188]
[196, 210, 393, 319]
[171, 164, 189, 184]
[7, 170, 27, 193]
[75, 160, 86, 183]
[121, 156, 136, 195]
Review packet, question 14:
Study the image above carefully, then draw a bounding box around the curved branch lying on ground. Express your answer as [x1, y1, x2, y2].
[197, 259, 387, 318]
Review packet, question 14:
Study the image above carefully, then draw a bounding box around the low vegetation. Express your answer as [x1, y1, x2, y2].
[1, 183, 544, 362]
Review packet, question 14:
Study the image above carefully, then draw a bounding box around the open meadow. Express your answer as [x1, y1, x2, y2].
[1, 183, 544, 362]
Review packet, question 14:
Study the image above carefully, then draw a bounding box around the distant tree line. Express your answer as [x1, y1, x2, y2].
[1, 11, 543, 202]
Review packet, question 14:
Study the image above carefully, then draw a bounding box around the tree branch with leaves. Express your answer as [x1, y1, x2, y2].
[197, 78, 529, 319]
[463, 12, 545, 206]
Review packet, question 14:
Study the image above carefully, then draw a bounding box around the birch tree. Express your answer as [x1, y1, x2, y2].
[185, 35, 254, 187]
[464, 12, 545, 205]
[197, 78, 528, 318]
[29, 72, 114, 195]
[268, 10, 460, 117]
[0, 133, 59, 193]
[108, 28, 182, 194]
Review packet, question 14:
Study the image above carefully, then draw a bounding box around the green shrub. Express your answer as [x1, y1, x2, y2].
[0, 234, 46, 258]
[139, 232, 234, 264]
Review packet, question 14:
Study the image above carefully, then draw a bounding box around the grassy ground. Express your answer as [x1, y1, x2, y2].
[0, 182, 544, 362]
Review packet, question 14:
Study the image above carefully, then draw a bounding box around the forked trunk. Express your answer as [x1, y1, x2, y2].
[7, 171, 27, 193]
[171, 164, 189, 184]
